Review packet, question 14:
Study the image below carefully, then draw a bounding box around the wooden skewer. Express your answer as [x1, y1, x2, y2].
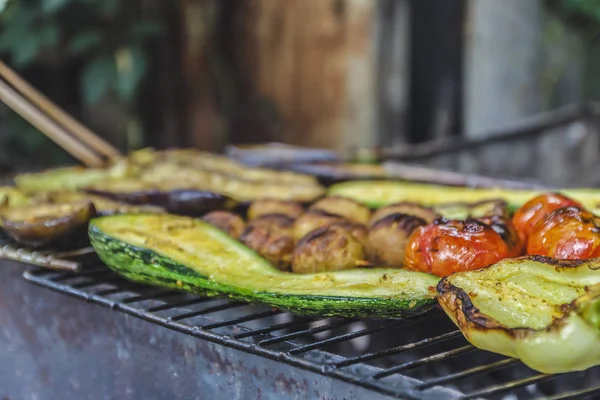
[0, 79, 106, 167]
[0, 61, 121, 159]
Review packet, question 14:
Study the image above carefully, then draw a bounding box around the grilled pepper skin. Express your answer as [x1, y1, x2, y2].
[437, 256, 600, 373]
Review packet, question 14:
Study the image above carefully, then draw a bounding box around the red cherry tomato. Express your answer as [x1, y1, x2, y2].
[512, 193, 583, 245]
[404, 219, 509, 277]
[527, 206, 600, 260]
[478, 215, 524, 258]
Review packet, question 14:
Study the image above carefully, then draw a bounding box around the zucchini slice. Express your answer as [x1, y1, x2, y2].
[89, 214, 440, 318]
[328, 181, 600, 210]
[437, 256, 600, 373]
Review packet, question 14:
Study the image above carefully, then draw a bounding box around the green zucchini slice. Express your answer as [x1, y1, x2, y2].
[327, 180, 600, 211]
[89, 214, 440, 318]
[437, 256, 600, 373]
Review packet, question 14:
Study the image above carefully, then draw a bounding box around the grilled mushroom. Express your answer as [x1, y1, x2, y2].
[369, 202, 438, 227]
[292, 223, 367, 274]
[292, 209, 347, 241]
[247, 199, 304, 220]
[309, 196, 371, 225]
[239, 226, 294, 271]
[367, 213, 428, 268]
[202, 210, 246, 239]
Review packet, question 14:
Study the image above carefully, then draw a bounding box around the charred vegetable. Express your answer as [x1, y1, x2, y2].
[512, 193, 583, 245]
[202, 211, 246, 239]
[292, 223, 368, 274]
[14, 166, 119, 193]
[85, 179, 237, 216]
[369, 202, 438, 226]
[309, 196, 371, 225]
[437, 256, 600, 373]
[404, 219, 509, 277]
[89, 214, 439, 317]
[293, 210, 347, 241]
[327, 181, 600, 211]
[239, 214, 296, 271]
[367, 213, 428, 268]
[247, 199, 304, 220]
[0, 187, 28, 207]
[28, 191, 164, 216]
[527, 206, 600, 259]
[1, 200, 96, 248]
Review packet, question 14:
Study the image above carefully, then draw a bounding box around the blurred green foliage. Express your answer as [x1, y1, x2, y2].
[0, 0, 165, 167]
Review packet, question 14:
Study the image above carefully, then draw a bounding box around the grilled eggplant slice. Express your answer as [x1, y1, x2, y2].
[89, 214, 439, 318]
[1, 200, 96, 248]
[85, 180, 237, 216]
[328, 181, 600, 211]
[437, 256, 600, 373]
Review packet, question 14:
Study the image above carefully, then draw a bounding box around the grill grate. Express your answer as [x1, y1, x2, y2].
[18, 255, 600, 400]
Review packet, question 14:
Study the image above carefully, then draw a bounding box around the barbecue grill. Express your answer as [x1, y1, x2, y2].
[1, 242, 600, 400]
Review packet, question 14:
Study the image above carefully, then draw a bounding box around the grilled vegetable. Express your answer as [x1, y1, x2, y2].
[239, 214, 296, 271]
[201, 211, 246, 239]
[28, 191, 164, 216]
[14, 166, 119, 193]
[327, 181, 600, 211]
[0, 187, 28, 207]
[512, 193, 583, 244]
[245, 214, 295, 236]
[247, 199, 304, 220]
[292, 210, 347, 241]
[1, 200, 96, 248]
[434, 199, 507, 220]
[527, 206, 600, 259]
[85, 180, 237, 216]
[292, 222, 368, 274]
[436, 256, 600, 373]
[89, 214, 439, 318]
[367, 213, 428, 268]
[404, 219, 509, 277]
[369, 202, 438, 226]
[309, 196, 371, 224]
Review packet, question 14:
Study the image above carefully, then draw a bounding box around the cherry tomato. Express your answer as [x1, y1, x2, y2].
[512, 193, 582, 245]
[477, 215, 524, 258]
[404, 219, 509, 277]
[527, 206, 600, 259]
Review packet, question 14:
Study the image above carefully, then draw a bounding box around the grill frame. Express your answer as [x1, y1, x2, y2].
[17, 256, 600, 400]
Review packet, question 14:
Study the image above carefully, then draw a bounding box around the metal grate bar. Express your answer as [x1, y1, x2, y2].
[94, 284, 140, 296]
[334, 330, 462, 368]
[232, 318, 312, 339]
[461, 374, 557, 399]
[170, 302, 247, 321]
[258, 319, 354, 346]
[415, 358, 519, 389]
[541, 384, 600, 400]
[51, 247, 95, 259]
[121, 290, 180, 304]
[70, 276, 127, 289]
[288, 320, 409, 355]
[373, 345, 476, 379]
[53, 267, 107, 279]
[145, 297, 213, 313]
[201, 309, 282, 330]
